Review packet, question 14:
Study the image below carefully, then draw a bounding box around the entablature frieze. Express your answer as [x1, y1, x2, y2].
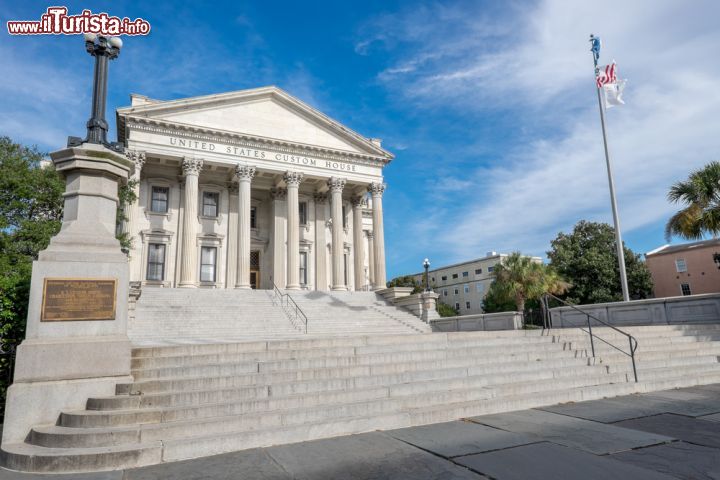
[124, 117, 390, 169]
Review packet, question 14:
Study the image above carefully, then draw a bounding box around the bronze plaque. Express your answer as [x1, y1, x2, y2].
[41, 278, 117, 322]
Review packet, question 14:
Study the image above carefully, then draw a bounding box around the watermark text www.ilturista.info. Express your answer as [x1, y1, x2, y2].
[7, 7, 151, 35]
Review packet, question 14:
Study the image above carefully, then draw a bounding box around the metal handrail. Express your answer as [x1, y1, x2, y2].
[544, 293, 638, 382]
[271, 282, 308, 334]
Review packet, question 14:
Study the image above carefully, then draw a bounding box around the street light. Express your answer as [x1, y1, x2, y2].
[67, 34, 124, 152]
[423, 258, 430, 292]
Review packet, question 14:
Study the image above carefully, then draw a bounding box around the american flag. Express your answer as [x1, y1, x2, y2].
[596, 63, 617, 88]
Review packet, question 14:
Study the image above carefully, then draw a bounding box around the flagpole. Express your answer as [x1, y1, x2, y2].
[590, 34, 630, 302]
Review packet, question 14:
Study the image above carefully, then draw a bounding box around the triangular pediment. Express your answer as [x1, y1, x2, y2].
[117, 87, 391, 159]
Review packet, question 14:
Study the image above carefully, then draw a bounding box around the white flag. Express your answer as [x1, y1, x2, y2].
[603, 78, 626, 108]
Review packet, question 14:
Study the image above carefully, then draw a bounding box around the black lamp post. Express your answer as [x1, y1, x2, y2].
[423, 258, 430, 292]
[67, 33, 124, 152]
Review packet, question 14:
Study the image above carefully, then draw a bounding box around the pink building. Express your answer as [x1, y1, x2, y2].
[645, 239, 720, 298]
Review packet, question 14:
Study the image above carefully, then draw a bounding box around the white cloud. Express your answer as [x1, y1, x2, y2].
[359, 0, 720, 267]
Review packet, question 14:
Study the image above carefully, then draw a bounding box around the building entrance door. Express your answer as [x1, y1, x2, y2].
[250, 250, 260, 289]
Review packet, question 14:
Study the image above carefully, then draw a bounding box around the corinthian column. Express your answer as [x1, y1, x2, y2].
[351, 196, 365, 291]
[178, 157, 203, 287]
[366, 231, 375, 287]
[314, 193, 328, 291]
[368, 182, 387, 289]
[234, 165, 256, 289]
[270, 187, 287, 289]
[123, 149, 145, 281]
[284, 171, 303, 290]
[328, 177, 346, 291]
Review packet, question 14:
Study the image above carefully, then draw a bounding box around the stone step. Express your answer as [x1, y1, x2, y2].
[93, 363, 614, 411]
[49, 372, 626, 444]
[119, 355, 601, 396]
[130, 339, 573, 369]
[157, 381, 644, 463]
[130, 332, 550, 358]
[129, 337, 568, 368]
[0, 442, 162, 474]
[129, 345, 592, 381]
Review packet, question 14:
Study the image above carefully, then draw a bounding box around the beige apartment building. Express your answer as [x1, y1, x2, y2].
[645, 239, 720, 298]
[411, 253, 542, 315]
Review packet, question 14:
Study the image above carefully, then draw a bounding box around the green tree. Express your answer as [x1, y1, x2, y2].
[386, 275, 423, 294]
[548, 221, 653, 304]
[0, 137, 64, 410]
[665, 161, 720, 241]
[437, 302, 459, 317]
[488, 252, 569, 312]
[482, 280, 519, 313]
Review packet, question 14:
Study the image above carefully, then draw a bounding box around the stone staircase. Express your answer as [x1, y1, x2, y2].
[129, 289, 430, 345]
[3, 324, 720, 473]
[288, 291, 432, 335]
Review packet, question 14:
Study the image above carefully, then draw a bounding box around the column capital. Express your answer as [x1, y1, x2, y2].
[125, 149, 146, 170]
[313, 192, 328, 204]
[368, 182, 386, 197]
[327, 177, 346, 193]
[182, 157, 203, 176]
[284, 171, 304, 187]
[365, 230, 374, 239]
[351, 195, 366, 208]
[270, 187, 287, 200]
[234, 164, 256, 182]
[227, 182, 239, 195]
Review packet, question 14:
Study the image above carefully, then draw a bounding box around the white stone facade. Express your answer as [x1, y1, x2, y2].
[117, 87, 391, 291]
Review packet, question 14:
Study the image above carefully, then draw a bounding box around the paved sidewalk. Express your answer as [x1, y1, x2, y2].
[2, 384, 720, 479]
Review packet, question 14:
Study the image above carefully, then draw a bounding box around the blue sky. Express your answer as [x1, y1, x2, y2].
[2, 1, 719, 278]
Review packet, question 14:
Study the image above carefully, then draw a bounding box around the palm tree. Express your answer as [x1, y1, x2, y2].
[665, 161, 720, 241]
[492, 252, 570, 312]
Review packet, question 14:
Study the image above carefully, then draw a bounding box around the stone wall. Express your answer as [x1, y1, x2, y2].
[430, 312, 523, 332]
[549, 293, 720, 328]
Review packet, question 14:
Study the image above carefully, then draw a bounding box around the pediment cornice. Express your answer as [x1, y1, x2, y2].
[117, 86, 394, 161]
[124, 116, 390, 168]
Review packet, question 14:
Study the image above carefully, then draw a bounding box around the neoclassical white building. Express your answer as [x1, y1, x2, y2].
[117, 86, 391, 291]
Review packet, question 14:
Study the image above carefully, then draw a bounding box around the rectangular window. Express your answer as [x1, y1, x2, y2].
[299, 202, 308, 225]
[443, 289, 448, 297]
[452, 273, 458, 279]
[146, 243, 165, 281]
[299, 251, 308, 285]
[675, 259, 687, 273]
[466, 301, 471, 309]
[454, 288, 459, 295]
[200, 247, 217, 282]
[488, 266, 495, 273]
[150, 186, 169, 213]
[342, 205, 347, 229]
[441, 276, 447, 281]
[475, 268, 482, 275]
[454, 302, 460, 310]
[250, 206, 257, 229]
[464, 284, 469, 293]
[681, 283, 692, 296]
[462, 271, 469, 277]
[202, 191, 219, 217]
[476, 283, 485, 293]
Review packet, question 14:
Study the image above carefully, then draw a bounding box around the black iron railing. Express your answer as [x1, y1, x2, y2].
[544, 293, 639, 382]
[272, 282, 308, 334]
